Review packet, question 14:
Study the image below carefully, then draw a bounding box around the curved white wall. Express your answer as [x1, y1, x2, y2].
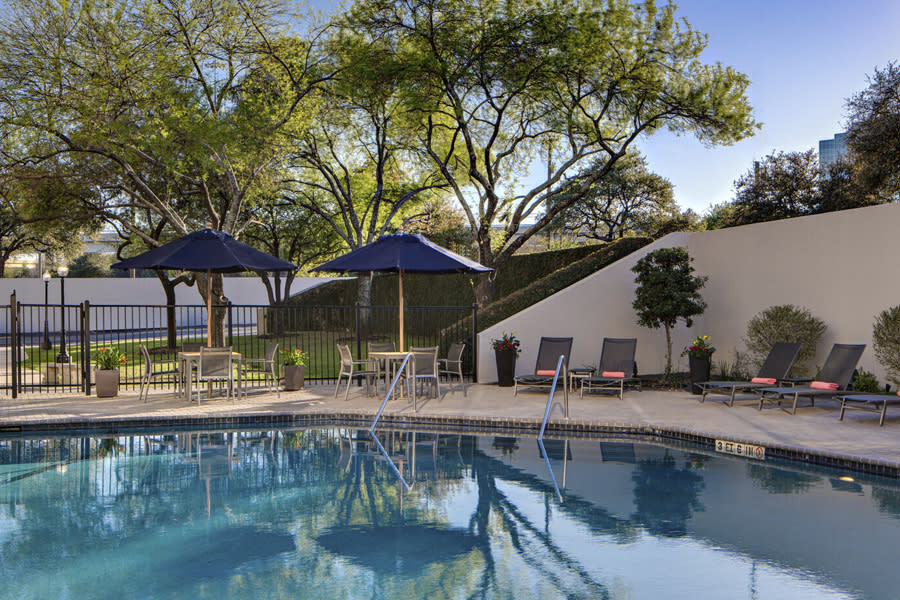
[478, 202, 900, 384]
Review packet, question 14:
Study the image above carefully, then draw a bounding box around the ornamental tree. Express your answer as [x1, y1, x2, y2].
[632, 247, 707, 377]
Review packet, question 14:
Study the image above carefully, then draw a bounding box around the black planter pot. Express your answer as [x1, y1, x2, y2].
[495, 349, 517, 387]
[688, 354, 711, 395]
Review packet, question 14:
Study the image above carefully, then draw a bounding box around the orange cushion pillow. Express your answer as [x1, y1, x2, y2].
[810, 381, 839, 391]
[536, 370, 557, 376]
[751, 377, 776, 385]
[602, 371, 626, 378]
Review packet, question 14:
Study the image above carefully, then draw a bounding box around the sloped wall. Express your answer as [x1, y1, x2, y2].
[478, 202, 900, 384]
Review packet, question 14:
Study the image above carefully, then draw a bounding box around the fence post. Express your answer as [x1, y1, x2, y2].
[227, 301, 234, 347]
[471, 303, 478, 383]
[10, 291, 17, 398]
[355, 302, 362, 360]
[82, 301, 91, 395]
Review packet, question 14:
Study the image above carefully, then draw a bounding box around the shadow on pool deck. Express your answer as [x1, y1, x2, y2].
[1, 382, 898, 469]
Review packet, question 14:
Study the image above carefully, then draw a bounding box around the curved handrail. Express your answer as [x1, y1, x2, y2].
[538, 354, 565, 441]
[369, 352, 412, 432]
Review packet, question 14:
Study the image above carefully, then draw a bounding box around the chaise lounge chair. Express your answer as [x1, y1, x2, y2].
[838, 392, 900, 426]
[698, 342, 801, 406]
[514, 337, 573, 398]
[756, 343, 865, 415]
[579, 338, 640, 400]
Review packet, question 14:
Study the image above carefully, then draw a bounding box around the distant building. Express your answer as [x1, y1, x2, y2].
[819, 132, 848, 167]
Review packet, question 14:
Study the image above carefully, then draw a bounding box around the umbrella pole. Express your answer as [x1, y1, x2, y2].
[398, 270, 404, 352]
[207, 269, 212, 347]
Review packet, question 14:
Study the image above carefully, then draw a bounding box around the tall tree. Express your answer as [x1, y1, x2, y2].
[728, 150, 820, 226]
[283, 31, 446, 307]
[632, 247, 707, 377]
[546, 154, 676, 241]
[845, 62, 900, 199]
[350, 0, 757, 306]
[0, 0, 331, 344]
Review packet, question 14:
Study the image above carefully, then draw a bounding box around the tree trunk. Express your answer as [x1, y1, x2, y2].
[156, 272, 178, 349]
[474, 272, 495, 308]
[357, 272, 373, 341]
[664, 323, 673, 379]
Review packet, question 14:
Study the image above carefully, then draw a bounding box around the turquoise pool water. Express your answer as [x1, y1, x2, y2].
[1, 428, 898, 599]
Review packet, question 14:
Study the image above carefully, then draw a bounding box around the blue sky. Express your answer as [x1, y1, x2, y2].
[312, 0, 900, 214]
[637, 0, 900, 213]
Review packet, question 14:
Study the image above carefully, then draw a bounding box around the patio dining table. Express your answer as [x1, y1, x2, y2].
[178, 350, 244, 403]
[369, 350, 417, 409]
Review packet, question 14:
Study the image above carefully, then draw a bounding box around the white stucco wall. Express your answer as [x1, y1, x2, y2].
[0, 277, 330, 333]
[478, 202, 900, 384]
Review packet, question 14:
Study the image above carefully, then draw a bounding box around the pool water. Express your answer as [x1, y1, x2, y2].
[1, 428, 898, 599]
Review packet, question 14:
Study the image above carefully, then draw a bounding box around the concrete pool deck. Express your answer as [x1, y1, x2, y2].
[1, 382, 898, 475]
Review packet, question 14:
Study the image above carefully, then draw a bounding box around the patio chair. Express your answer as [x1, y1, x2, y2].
[407, 346, 440, 399]
[514, 337, 573, 397]
[698, 342, 801, 406]
[580, 338, 640, 400]
[138, 344, 180, 403]
[195, 346, 235, 405]
[438, 342, 466, 396]
[336, 343, 377, 401]
[240, 342, 279, 398]
[757, 343, 865, 414]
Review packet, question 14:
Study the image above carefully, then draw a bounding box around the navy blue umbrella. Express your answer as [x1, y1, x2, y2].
[112, 228, 296, 344]
[311, 233, 491, 350]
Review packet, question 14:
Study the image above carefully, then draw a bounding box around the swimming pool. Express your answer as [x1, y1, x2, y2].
[0, 427, 898, 599]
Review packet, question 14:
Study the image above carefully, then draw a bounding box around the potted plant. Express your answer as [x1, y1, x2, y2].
[682, 335, 715, 394]
[491, 331, 521, 387]
[93, 346, 126, 398]
[282, 348, 308, 391]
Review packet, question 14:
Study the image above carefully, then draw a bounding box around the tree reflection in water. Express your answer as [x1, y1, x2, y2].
[630, 451, 704, 537]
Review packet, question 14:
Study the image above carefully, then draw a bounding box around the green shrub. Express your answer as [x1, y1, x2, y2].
[715, 350, 751, 382]
[852, 368, 881, 393]
[744, 305, 825, 377]
[873, 305, 900, 388]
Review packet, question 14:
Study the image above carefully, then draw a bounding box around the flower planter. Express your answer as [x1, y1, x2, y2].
[283, 365, 305, 391]
[95, 368, 120, 398]
[688, 354, 711, 395]
[494, 349, 516, 387]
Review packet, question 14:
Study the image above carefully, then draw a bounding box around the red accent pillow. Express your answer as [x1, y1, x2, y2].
[536, 370, 557, 376]
[810, 381, 839, 391]
[751, 377, 776, 385]
[602, 371, 626, 378]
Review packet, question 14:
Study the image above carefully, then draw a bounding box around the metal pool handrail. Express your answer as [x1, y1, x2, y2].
[370, 352, 412, 432]
[538, 355, 566, 441]
[368, 431, 413, 491]
[537, 438, 564, 502]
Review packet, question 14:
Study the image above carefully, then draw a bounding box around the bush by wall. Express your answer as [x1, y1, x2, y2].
[744, 305, 826, 376]
[873, 305, 900, 387]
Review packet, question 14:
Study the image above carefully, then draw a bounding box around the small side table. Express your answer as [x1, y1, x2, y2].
[568, 367, 596, 393]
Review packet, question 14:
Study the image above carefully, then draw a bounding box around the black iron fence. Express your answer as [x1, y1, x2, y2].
[1, 293, 477, 397]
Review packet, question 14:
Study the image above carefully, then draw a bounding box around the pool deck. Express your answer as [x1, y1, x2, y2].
[2, 382, 898, 475]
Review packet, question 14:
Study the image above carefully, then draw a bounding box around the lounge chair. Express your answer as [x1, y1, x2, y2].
[838, 392, 900, 426]
[757, 343, 865, 414]
[579, 338, 640, 400]
[698, 342, 801, 406]
[514, 337, 573, 398]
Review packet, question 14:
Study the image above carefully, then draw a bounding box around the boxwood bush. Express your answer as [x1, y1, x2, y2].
[744, 305, 825, 376]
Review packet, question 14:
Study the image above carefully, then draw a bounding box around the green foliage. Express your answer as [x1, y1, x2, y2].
[744, 305, 826, 376]
[715, 351, 752, 382]
[846, 62, 900, 199]
[873, 305, 900, 387]
[93, 346, 127, 370]
[67, 254, 114, 278]
[852, 368, 881, 393]
[632, 247, 707, 375]
[348, 0, 757, 305]
[282, 348, 308, 367]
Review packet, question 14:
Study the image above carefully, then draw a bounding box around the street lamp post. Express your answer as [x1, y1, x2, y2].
[56, 265, 70, 364]
[39, 271, 52, 351]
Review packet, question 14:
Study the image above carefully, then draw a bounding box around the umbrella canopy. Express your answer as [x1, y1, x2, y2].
[311, 233, 492, 350]
[112, 228, 296, 344]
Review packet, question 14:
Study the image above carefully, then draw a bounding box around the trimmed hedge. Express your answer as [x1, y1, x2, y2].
[476, 237, 651, 331]
[290, 243, 603, 308]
